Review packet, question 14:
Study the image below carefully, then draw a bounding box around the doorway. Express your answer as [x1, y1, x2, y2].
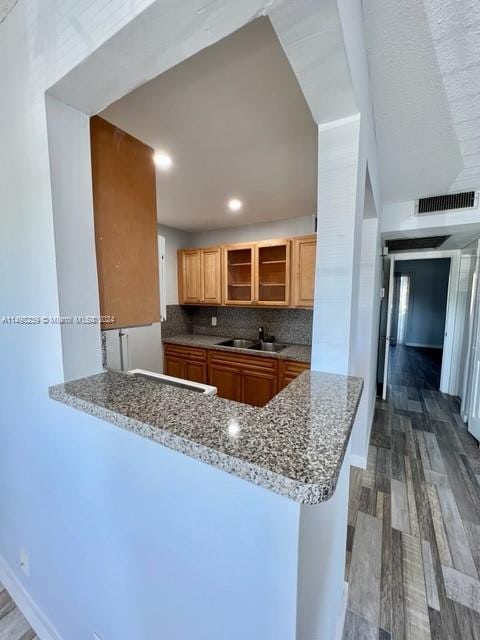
[381, 254, 458, 398]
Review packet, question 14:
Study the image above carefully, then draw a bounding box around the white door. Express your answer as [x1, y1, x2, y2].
[461, 247, 479, 416]
[466, 248, 480, 440]
[382, 256, 395, 400]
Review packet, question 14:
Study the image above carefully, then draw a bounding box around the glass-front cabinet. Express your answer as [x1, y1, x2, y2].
[223, 244, 255, 305]
[255, 240, 291, 306]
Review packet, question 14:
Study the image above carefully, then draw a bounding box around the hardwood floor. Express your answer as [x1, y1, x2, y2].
[389, 345, 443, 390]
[344, 384, 480, 639]
[0, 582, 36, 640]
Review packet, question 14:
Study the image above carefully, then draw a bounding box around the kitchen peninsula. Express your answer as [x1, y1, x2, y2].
[50, 368, 362, 639]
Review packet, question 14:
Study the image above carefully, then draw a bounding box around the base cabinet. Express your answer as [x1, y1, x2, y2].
[164, 344, 309, 406]
[208, 351, 278, 407]
[164, 344, 207, 384]
[242, 370, 277, 407]
[208, 364, 242, 402]
[279, 360, 310, 390]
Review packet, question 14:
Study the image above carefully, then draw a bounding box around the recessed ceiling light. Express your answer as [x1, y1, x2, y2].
[153, 151, 173, 171]
[228, 198, 243, 212]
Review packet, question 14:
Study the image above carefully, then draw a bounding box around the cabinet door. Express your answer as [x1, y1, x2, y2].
[178, 249, 201, 304]
[255, 240, 291, 306]
[201, 248, 222, 304]
[242, 370, 277, 407]
[208, 364, 241, 401]
[223, 244, 255, 305]
[164, 356, 185, 379]
[90, 116, 160, 329]
[292, 235, 316, 308]
[184, 361, 207, 384]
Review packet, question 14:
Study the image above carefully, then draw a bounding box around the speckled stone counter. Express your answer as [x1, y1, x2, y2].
[49, 369, 362, 504]
[163, 333, 311, 363]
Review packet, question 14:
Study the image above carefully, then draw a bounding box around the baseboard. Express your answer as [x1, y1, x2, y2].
[350, 453, 367, 469]
[404, 342, 443, 349]
[335, 581, 349, 640]
[350, 400, 375, 471]
[0, 555, 63, 640]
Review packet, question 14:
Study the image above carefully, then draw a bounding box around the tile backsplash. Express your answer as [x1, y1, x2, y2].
[162, 305, 312, 345]
[161, 305, 193, 338]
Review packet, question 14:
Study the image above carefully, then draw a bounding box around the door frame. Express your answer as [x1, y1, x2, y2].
[461, 242, 480, 422]
[382, 249, 460, 396]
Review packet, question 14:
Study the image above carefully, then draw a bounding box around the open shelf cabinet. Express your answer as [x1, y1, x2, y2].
[223, 244, 255, 305]
[255, 240, 291, 306]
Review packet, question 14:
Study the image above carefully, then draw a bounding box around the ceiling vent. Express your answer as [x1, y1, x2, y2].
[385, 236, 450, 252]
[416, 191, 478, 216]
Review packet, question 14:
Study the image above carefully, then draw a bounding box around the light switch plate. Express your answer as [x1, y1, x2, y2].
[211, 316, 217, 327]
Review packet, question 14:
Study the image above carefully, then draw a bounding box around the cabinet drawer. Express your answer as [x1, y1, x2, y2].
[164, 343, 207, 362]
[279, 360, 310, 390]
[208, 349, 278, 373]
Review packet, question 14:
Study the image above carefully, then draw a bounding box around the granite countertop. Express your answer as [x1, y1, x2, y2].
[163, 333, 311, 364]
[49, 369, 362, 505]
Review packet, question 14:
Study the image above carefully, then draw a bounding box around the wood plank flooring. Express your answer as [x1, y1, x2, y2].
[0, 582, 36, 640]
[344, 382, 480, 639]
[389, 345, 443, 390]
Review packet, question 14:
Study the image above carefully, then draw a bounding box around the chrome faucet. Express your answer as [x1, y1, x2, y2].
[258, 326, 265, 342]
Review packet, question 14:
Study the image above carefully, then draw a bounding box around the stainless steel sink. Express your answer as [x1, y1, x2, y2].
[216, 339, 256, 348]
[248, 342, 286, 353]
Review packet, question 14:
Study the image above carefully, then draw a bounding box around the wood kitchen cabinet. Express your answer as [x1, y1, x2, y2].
[208, 350, 278, 407]
[279, 359, 310, 390]
[178, 235, 315, 308]
[291, 234, 317, 308]
[178, 247, 222, 304]
[90, 116, 160, 329]
[164, 344, 207, 383]
[208, 361, 241, 402]
[255, 239, 291, 306]
[223, 243, 255, 305]
[164, 343, 309, 406]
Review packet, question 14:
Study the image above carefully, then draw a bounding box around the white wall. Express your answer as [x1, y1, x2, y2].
[382, 200, 480, 235]
[0, 1, 376, 637]
[311, 116, 362, 374]
[350, 215, 382, 464]
[157, 224, 192, 306]
[452, 242, 478, 397]
[190, 215, 314, 247]
[45, 96, 103, 381]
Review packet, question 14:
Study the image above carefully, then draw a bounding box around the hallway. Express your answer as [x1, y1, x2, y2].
[389, 345, 443, 391]
[344, 384, 480, 638]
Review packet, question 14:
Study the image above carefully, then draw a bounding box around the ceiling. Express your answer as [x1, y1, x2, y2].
[382, 223, 480, 251]
[363, 0, 480, 204]
[0, 0, 18, 23]
[100, 17, 317, 232]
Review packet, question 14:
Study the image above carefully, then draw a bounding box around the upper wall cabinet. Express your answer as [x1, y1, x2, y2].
[178, 247, 222, 305]
[90, 116, 160, 330]
[292, 235, 317, 308]
[255, 239, 291, 306]
[223, 244, 255, 305]
[178, 234, 316, 308]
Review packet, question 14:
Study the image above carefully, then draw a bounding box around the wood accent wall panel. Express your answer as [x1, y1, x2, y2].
[90, 116, 160, 329]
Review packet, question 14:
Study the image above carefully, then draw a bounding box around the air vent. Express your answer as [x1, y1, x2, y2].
[417, 191, 477, 215]
[385, 236, 450, 252]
